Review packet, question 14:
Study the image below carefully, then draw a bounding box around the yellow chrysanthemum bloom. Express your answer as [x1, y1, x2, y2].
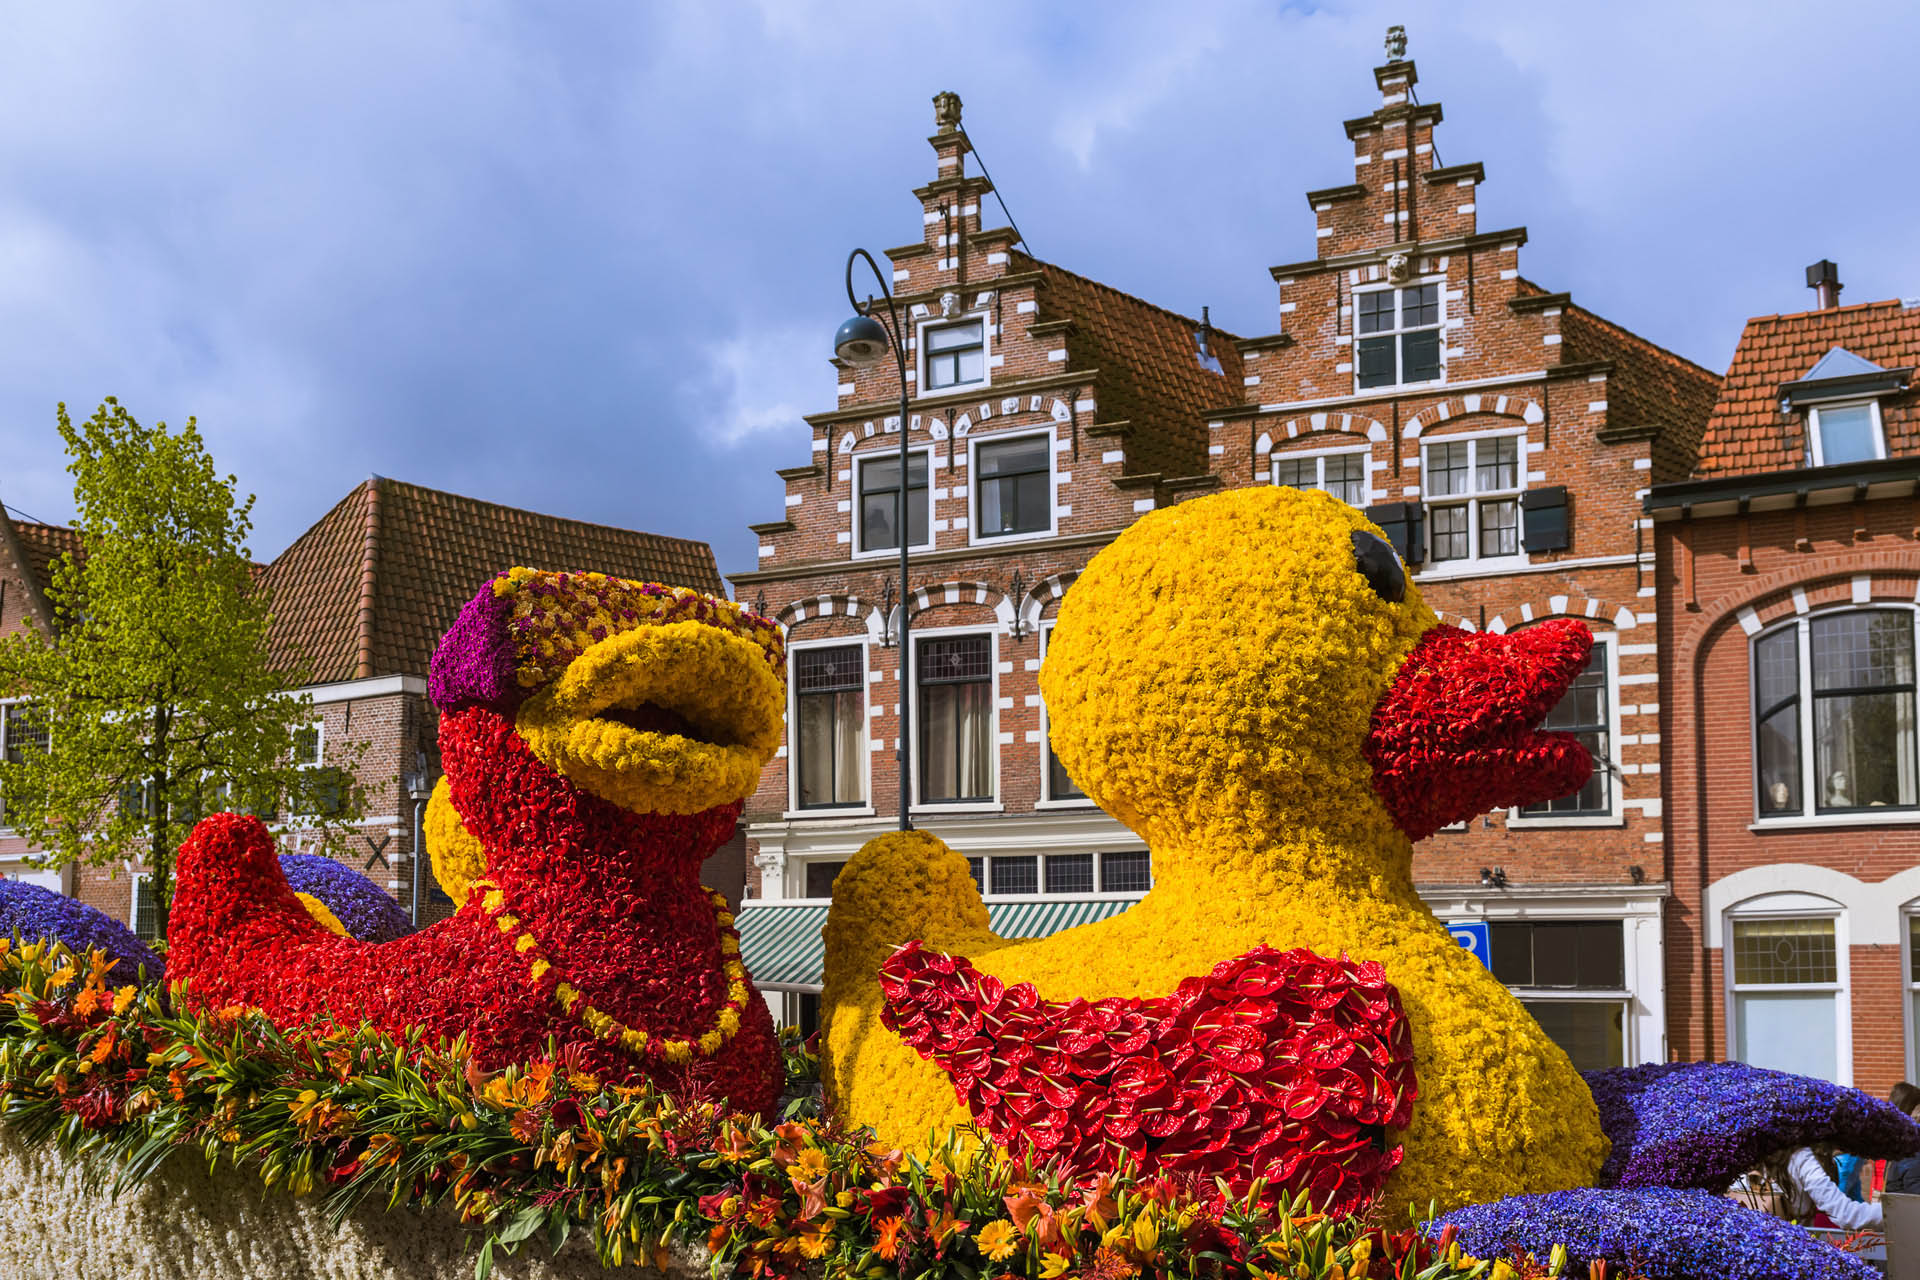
[821, 486, 1608, 1212]
[424, 776, 489, 905]
[294, 893, 349, 937]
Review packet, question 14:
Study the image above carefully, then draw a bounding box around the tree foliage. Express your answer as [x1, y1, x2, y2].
[0, 399, 363, 936]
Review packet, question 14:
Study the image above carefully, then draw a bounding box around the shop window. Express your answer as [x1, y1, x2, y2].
[1273, 449, 1367, 507]
[803, 860, 845, 899]
[1491, 921, 1626, 1070]
[1045, 853, 1095, 894]
[923, 320, 985, 391]
[917, 635, 993, 803]
[1753, 608, 1919, 817]
[1355, 284, 1443, 390]
[966, 851, 1152, 897]
[1731, 916, 1842, 1081]
[1100, 850, 1152, 894]
[1519, 640, 1612, 817]
[1422, 435, 1522, 565]
[793, 645, 866, 809]
[855, 451, 930, 554]
[990, 855, 1038, 896]
[974, 435, 1052, 538]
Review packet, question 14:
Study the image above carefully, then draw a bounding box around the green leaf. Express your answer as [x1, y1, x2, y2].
[500, 1203, 546, 1246]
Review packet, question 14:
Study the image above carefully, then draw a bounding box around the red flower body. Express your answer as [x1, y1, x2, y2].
[878, 942, 1416, 1214]
[167, 706, 781, 1115]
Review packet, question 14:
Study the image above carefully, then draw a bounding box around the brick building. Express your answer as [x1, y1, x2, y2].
[1647, 269, 1920, 1094]
[730, 54, 1723, 1067]
[0, 476, 735, 932]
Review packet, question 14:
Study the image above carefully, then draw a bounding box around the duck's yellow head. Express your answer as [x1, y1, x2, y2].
[1041, 486, 1593, 850]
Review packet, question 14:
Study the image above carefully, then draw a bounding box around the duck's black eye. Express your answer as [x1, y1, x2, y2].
[1351, 529, 1406, 603]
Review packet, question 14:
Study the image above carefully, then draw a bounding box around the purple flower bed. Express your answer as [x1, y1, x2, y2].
[1438, 1187, 1876, 1280]
[1585, 1062, 1920, 1190]
[278, 854, 415, 943]
[0, 880, 163, 981]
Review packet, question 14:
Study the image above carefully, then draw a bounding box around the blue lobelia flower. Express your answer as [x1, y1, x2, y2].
[0, 879, 163, 982]
[278, 854, 416, 944]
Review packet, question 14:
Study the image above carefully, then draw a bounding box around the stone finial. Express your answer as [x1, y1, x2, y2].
[1385, 25, 1407, 61]
[932, 90, 963, 134]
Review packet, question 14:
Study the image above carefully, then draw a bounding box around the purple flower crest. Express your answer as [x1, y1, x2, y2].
[0, 880, 163, 982]
[427, 581, 520, 713]
[278, 854, 416, 944]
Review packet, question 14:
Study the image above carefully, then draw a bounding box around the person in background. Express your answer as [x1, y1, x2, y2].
[1883, 1082, 1920, 1196]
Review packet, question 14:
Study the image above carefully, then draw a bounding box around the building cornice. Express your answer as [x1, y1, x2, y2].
[1202, 367, 1553, 422]
[726, 529, 1127, 588]
[1305, 183, 1366, 207]
[292, 674, 429, 705]
[1268, 226, 1529, 282]
[1508, 291, 1571, 315]
[805, 366, 1093, 429]
[1644, 455, 1920, 516]
[1423, 162, 1484, 186]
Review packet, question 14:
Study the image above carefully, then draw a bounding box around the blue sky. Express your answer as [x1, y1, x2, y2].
[2, 2, 1915, 581]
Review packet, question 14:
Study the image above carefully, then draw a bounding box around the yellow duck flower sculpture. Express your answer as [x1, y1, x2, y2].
[822, 485, 1611, 1212]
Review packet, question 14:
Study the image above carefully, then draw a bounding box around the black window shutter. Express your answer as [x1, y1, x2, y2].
[1365, 501, 1425, 566]
[1521, 486, 1571, 552]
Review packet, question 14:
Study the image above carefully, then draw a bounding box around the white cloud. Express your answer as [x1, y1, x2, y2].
[687, 324, 828, 449]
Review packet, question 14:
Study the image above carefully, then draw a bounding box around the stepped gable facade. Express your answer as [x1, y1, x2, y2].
[1648, 275, 1920, 1095]
[730, 55, 1722, 1069]
[0, 477, 730, 931]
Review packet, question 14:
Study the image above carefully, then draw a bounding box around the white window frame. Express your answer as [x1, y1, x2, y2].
[1352, 278, 1447, 392]
[1270, 443, 1373, 507]
[1509, 631, 1623, 828]
[1419, 426, 1528, 572]
[129, 872, 158, 943]
[1748, 604, 1920, 829]
[291, 719, 325, 769]
[1805, 397, 1888, 468]
[1493, 919, 1635, 1071]
[908, 625, 1001, 814]
[966, 850, 1151, 902]
[784, 636, 873, 818]
[1906, 906, 1920, 1083]
[850, 446, 935, 561]
[1723, 900, 1851, 1085]
[1036, 621, 1093, 809]
[967, 427, 1058, 547]
[915, 312, 993, 397]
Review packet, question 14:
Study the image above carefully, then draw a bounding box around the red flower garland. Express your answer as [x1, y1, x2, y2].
[878, 942, 1417, 1215]
[167, 705, 782, 1116]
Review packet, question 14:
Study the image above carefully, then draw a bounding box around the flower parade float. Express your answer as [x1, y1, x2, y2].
[167, 570, 790, 1114]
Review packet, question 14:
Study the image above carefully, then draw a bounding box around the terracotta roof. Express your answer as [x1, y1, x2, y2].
[1696, 298, 1920, 477]
[1555, 300, 1724, 483]
[9, 521, 84, 598]
[262, 477, 723, 683]
[1012, 252, 1244, 481]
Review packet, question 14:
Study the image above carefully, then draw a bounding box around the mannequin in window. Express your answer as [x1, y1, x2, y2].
[1825, 771, 1852, 808]
[1768, 781, 1793, 813]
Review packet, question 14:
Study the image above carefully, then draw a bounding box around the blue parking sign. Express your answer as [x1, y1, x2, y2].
[1448, 921, 1492, 969]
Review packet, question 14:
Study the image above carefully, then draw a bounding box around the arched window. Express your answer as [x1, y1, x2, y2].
[1752, 606, 1919, 818]
[1726, 893, 1848, 1083]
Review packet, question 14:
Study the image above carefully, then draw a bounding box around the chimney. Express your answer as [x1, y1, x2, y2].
[1806, 259, 1843, 310]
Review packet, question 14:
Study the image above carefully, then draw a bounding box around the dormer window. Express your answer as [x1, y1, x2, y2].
[1356, 283, 1443, 390]
[923, 319, 985, 391]
[1807, 401, 1885, 467]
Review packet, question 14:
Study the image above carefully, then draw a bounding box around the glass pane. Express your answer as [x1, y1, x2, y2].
[979, 437, 1049, 479]
[1489, 923, 1532, 986]
[1736, 991, 1839, 1080]
[1754, 627, 1800, 713]
[926, 321, 981, 353]
[795, 645, 862, 693]
[906, 485, 928, 546]
[1356, 336, 1396, 388]
[1401, 284, 1440, 328]
[1732, 918, 1837, 985]
[1100, 850, 1151, 893]
[804, 861, 845, 898]
[1425, 441, 1470, 496]
[1911, 916, 1920, 984]
[979, 469, 1050, 537]
[1429, 504, 1469, 561]
[1045, 854, 1095, 894]
[1812, 611, 1915, 691]
[1357, 290, 1394, 334]
[1479, 498, 1520, 557]
[918, 635, 991, 683]
[991, 856, 1038, 895]
[1325, 453, 1366, 505]
[292, 725, 322, 766]
[955, 347, 985, 384]
[1522, 1000, 1625, 1071]
[967, 857, 983, 892]
[1816, 404, 1879, 465]
[1047, 740, 1085, 799]
[1475, 437, 1519, 492]
[1401, 328, 1442, 384]
[1273, 456, 1314, 489]
[796, 689, 863, 807]
[919, 680, 992, 802]
[1814, 691, 1918, 809]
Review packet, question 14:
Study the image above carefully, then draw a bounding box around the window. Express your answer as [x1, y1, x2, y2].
[974, 435, 1051, 539]
[1273, 449, 1367, 506]
[1423, 435, 1522, 564]
[1519, 640, 1612, 817]
[793, 645, 865, 809]
[923, 319, 985, 391]
[917, 635, 993, 803]
[130, 874, 159, 944]
[1753, 609, 1918, 818]
[1909, 914, 1920, 1078]
[291, 722, 323, 768]
[1038, 623, 1087, 803]
[0, 704, 48, 828]
[856, 451, 930, 554]
[1730, 916, 1842, 1081]
[1491, 921, 1626, 1070]
[1807, 401, 1885, 467]
[803, 860, 845, 898]
[967, 851, 1152, 896]
[1355, 284, 1443, 390]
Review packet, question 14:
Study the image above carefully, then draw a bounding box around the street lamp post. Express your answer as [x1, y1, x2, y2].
[834, 249, 914, 832]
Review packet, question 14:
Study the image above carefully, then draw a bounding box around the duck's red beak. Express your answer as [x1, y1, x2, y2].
[1363, 619, 1596, 841]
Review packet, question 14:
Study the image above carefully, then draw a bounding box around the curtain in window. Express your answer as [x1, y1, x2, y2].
[796, 689, 864, 806]
[921, 681, 991, 801]
[1811, 611, 1917, 810]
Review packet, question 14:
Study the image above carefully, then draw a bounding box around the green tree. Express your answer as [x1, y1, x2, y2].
[0, 399, 362, 937]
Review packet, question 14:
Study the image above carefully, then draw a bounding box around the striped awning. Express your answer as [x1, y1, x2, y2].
[734, 898, 1138, 994]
